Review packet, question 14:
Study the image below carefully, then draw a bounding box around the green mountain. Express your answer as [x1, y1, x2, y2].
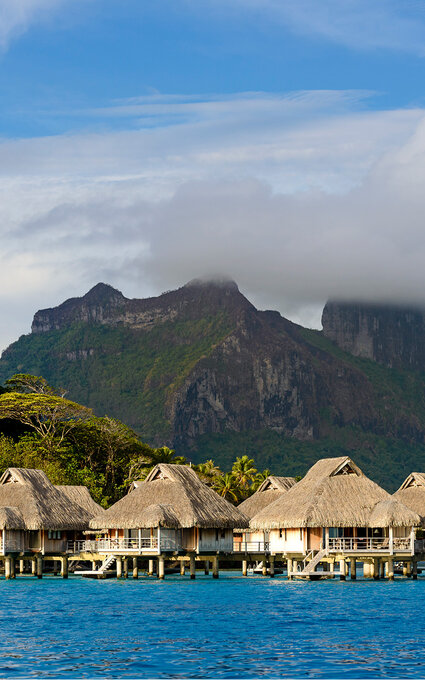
[2, 279, 425, 490]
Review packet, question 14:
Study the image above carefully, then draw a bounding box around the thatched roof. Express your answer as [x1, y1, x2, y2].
[55, 486, 103, 518]
[90, 464, 249, 530]
[238, 476, 297, 519]
[0, 468, 94, 530]
[136, 504, 180, 528]
[368, 498, 420, 528]
[250, 456, 392, 529]
[393, 473, 425, 524]
[0, 506, 26, 529]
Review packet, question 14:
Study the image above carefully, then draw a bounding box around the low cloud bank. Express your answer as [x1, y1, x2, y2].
[1, 93, 425, 351]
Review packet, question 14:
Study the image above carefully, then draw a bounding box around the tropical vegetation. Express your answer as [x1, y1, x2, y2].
[0, 374, 278, 506]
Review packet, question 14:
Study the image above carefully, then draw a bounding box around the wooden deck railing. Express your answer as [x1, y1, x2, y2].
[328, 537, 412, 552]
[233, 541, 269, 553]
[66, 537, 182, 553]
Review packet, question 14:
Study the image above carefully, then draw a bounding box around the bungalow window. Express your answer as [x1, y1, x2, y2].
[279, 529, 283, 538]
[299, 528, 303, 541]
[48, 530, 62, 540]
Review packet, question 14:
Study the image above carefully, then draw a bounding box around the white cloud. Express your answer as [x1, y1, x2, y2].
[226, 0, 425, 55]
[1, 90, 425, 353]
[0, 0, 71, 49]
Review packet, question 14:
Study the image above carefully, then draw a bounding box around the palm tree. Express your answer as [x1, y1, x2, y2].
[231, 455, 257, 490]
[194, 459, 223, 486]
[212, 473, 240, 503]
[251, 468, 272, 491]
[127, 446, 187, 482]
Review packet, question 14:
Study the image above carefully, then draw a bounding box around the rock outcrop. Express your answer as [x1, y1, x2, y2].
[4, 280, 425, 459]
[322, 301, 425, 369]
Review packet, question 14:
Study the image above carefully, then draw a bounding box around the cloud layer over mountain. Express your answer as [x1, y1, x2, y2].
[2, 90, 425, 350]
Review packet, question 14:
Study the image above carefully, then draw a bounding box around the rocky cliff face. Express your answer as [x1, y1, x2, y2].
[31, 278, 250, 333]
[4, 280, 425, 456]
[322, 301, 425, 369]
[169, 304, 375, 447]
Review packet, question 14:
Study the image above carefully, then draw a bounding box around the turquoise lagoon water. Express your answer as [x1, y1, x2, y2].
[0, 571, 424, 679]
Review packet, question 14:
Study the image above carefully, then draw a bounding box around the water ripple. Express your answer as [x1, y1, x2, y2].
[0, 573, 423, 677]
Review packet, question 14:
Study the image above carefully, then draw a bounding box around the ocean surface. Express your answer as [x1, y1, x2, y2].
[0, 570, 424, 679]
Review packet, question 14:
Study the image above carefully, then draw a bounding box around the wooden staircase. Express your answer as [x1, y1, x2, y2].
[294, 549, 329, 579]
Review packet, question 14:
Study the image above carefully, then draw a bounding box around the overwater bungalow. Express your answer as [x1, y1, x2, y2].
[234, 476, 296, 552]
[0, 468, 100, 559]
[88, 463, 249, 558]
[394, 473, 425, 526]
[249, 456, 420, 577]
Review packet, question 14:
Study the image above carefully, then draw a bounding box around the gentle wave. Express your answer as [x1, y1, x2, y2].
[0, 572, 423, 678]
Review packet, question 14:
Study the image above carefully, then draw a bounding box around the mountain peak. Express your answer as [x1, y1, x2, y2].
[83, 283, 125, 303]
[183, 276, 239, 292]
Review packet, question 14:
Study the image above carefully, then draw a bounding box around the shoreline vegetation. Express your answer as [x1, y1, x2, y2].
[0, 373, 281, 507]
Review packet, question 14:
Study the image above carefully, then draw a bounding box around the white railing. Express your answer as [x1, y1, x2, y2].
[67, 537, 181, 554]
[328, 537, 412, 552]
[233, 541, 269, 553]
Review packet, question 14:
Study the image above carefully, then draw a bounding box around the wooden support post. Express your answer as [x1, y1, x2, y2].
[403, 562, 409, 577]
[158, 556, 165, 580]
[363, 562, 370, 578]
[148, 559, 154, 576]
[413, 560, 418, 580]
[287, 557, 293, 580]
[339, 559, 346, 581]
[380, 560, 385, 579]
[242, 559, 248, 576]
[36, 555, 43, 579]
[122, 557, 128, 579]
[373, 558, 379, 580]
[189, 555, 196, 580]
[387, 558, 394, 581]
[262, 560, 267, 576]
[4, 557, 11, 580]
[10, 556, 15, 579]
[91, 561, 96, 572]
[19, 559, 24, 575]
[350, 558, 356, 580]
[116, 556, 122, 579]
[180, 560, 185, 576]
[31, 557, 36, 575]
[204, 560, 209, 575]
[132, 557, 138, 579]
[330, 559, 335, 578]
[53, 560, 59, 576]
[293, 559, 298, 575]
[406, 561, 412, 578]
[269, 556, 275, 578]
[61, 555, 68, 579]
[212, 556, 219, 578]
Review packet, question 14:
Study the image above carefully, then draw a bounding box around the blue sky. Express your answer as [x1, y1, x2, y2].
[2, 0, 425, 137]
[2, 0, 425, 350]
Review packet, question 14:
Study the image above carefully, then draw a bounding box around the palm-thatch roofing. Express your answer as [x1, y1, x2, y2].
[250, 456, 416, 529]
[136, 504, 180, 528]
[55, 486, 103, 518]
[0, 506, 26, 530]
[0, 468, 95, 530]
[238, 476, 297, 518]
[368, 498, 420, 528]
[90, 463, 249, 530]
[393, 473, 425, 525]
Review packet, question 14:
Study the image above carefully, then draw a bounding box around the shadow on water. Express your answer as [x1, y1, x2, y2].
[0, 572, 424, 678]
